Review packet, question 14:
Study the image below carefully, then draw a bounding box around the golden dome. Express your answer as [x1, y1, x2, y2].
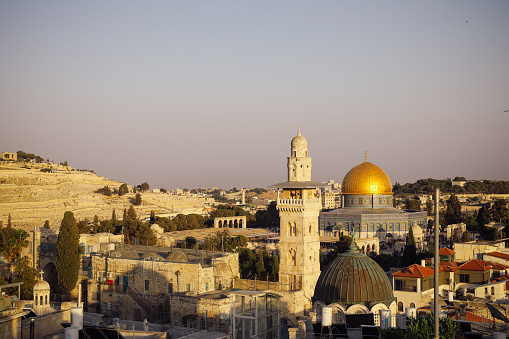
[342, 161, 393, 195]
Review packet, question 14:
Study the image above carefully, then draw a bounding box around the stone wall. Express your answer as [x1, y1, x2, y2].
[20, 309, 70, 339]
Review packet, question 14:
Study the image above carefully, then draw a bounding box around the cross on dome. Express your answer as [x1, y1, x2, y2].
[39, 270, 44, 281]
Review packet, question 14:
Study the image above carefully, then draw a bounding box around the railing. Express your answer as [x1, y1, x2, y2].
[277, 198, 321, 206]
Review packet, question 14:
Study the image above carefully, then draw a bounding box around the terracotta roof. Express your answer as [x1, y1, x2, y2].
[486, 261, 509, 270]
[440, 262, 459, 272]
[458, 259, 492, 271]
[486, 252, 509, 260]
[439, 247, 455, 255]
[392, 264, 442, 278]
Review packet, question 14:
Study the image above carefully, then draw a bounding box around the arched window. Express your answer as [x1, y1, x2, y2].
[293, 223, 297, 236]
[45, 295, 48, 305]
[398, 301, 403, 312]
[40, 295, 43, 306]
[289, 222, 293, 236]
[410, 302, 415, 308]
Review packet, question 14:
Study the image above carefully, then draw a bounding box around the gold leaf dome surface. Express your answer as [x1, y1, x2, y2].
[342, 161, 393, 195]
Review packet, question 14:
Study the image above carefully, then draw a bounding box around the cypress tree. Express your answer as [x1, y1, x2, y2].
[56, 211, 80, 292]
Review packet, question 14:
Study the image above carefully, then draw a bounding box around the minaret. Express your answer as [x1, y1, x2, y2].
[288, 125, 312, 182]
[269, 126, 322, 299]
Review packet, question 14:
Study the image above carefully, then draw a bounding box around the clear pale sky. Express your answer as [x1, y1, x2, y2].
[1, 1, 508, 190]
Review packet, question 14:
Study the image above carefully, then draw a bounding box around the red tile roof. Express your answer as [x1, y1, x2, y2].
[439, 247, 456, 255]
[440, 262, 459, 272]
[486, 261, 509, 270]
[447, 311, 493, 323]
[392, 264, 442, 278]
[458, 259, 493, 271]
[486, 252, 509, 260]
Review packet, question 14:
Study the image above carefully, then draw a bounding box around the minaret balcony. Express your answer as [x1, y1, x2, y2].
[276, 197, 321, 211]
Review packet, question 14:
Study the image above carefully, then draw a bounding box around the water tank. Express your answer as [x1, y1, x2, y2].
[71, 307, 84, 330]
[405, 307, 416, 318]
[64, 326, 79, 339]
[322, 306, 332, 327]
[379, 309, 391, 328]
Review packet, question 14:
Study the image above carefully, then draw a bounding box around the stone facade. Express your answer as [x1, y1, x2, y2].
[86, 246, 239, 323]
[1, 152, 17, 161]
[214, 216, 247, 228]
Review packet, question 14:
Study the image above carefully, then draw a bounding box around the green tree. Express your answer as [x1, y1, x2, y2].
[402, 227, 419, 267]
[407, 312, 460, 339]
[160, 188, 167, 193]
[139, 182, 150, 192]
[425, 199, 433, 216]
[444, 194, 462, 225]
[150, 210, 156, 224]
[476, 206, 491, 227]
[77, 218, 90, 234]
[13, 256, 37, 300]
[404, 197, 421, 210]
[111, 209, 116, 222]
[118, 183, 129, 196]
[56, 211, 81, 291]
[270, 255, 279, 281]
[185, 236, 197, 249]
[490, 199, 509, 222]
[7, 214, 12, 228]
[44, 220, 50, 229]
[134, 193, 142, 206]
[255, 251, 266, 277]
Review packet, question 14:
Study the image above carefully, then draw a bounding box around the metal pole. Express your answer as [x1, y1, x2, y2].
[434, 188, 440, 339]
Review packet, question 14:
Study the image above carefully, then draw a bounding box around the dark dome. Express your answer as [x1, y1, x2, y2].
[313, 242, 394, 308]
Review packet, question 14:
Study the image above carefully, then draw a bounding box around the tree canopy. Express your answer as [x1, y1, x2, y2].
[56, 211, 81, 291]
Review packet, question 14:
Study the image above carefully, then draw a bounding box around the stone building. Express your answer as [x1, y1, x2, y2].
[319, 156, 427, 242]
[86, 245, 239, 323]
[1, 152, 17, 161]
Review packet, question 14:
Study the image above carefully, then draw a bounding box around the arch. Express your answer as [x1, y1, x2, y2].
[329, 303, 346, 324]
[234, 219, 238, 228]
[293, 223, 297, 236]
[346, 304, 370, 314]
[410, 302, 415, 308]
[397, 301, 403, 312]
[42, 262, 58, 291]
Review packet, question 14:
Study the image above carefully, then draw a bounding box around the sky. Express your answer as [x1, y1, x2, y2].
[1, 1, 508, 190]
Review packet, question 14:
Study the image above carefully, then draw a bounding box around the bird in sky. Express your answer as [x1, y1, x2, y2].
[504, 110, 509, 112]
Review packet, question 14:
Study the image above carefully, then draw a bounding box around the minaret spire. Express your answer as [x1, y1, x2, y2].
[365, 151, 368, 162]
[297, 124, 301, 136]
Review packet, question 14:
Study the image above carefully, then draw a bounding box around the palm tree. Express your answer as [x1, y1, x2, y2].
[1, 229, 29, 281]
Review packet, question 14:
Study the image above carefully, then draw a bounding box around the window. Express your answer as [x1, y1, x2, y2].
[145, 280, 150, 291]
[491, 287, 495, 295]
[460, 274, 470, 283]
[115, 275, 119, 286]
[398, 301, 403, 312]
[168, 283, 173, 293]
[205, 282, 209, 291]
[186, 284, 191, 292]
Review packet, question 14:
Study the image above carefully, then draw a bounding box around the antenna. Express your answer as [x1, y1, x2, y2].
[196, 176, 199, 190]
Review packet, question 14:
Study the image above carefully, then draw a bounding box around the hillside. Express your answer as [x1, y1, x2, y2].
[0, 162, 208, 232]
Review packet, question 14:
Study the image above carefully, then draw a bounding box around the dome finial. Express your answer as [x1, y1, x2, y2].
[349, 227, 360, 253]
[365, 151, 367, 162]
[297, 125, 301, 136]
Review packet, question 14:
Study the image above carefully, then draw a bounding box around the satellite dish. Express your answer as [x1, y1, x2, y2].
[487, 303, 508, 323]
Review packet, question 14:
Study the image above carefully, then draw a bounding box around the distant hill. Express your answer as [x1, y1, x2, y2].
[393, 178, 509, 195]
[0, 162, 207, 232]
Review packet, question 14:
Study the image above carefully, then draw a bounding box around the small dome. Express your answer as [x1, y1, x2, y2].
[34, 280, 50, 291]
[313, 242, 394, 307]
[411, 224, 423, 235]
[342, 161, 392, 195]
[291, 126, 308, 149]
[166, 250, 189, 263]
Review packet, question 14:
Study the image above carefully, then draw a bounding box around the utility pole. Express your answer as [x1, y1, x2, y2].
[434, 188, 440, 339]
